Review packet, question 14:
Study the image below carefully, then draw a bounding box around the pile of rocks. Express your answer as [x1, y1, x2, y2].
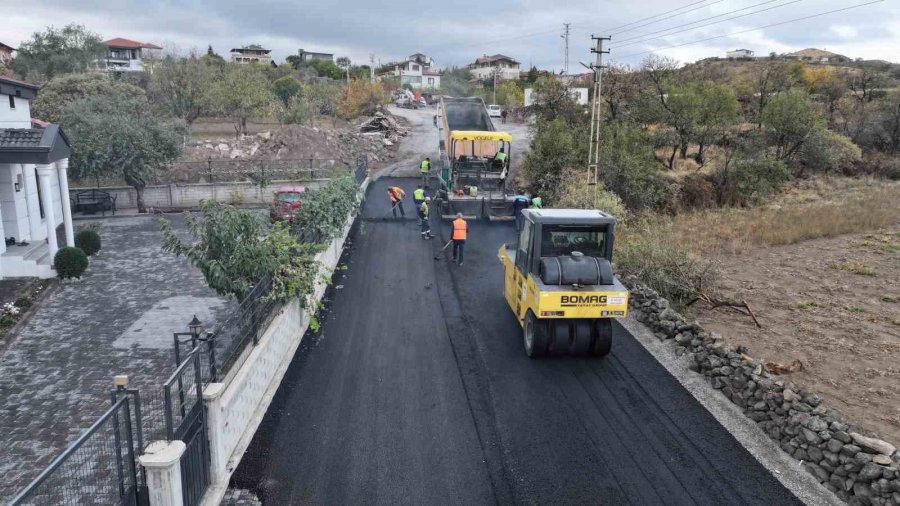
[359, 112, 409, 143]
[627, 279, 900, 505]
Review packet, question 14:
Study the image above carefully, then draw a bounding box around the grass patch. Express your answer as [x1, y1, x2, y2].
[649, 185, 900, 255]
[881, 295, 899, 303]
[845, 306, 866, 313]
[831, 261, 876, 276]
[796, 300, 821, 310]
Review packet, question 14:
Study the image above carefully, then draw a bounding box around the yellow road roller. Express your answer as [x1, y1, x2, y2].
[498, 209, 629, 357]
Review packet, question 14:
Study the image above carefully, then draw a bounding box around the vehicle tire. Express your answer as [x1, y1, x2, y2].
[590, 319, 613, 358]
[524, 311, 549, 358]
[550, 320, 572, 356]
[570, 319, 593, 355]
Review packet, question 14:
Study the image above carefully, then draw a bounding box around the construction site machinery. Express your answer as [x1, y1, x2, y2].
[498, 209, 629, 357]
[435, 96, 515, 219]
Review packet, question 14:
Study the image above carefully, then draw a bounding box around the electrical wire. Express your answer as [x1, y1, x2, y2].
[615, 0, 884, 59]
[586, 0, 712, 34]
[609, 0, 726, 35]
[612, 0, 798, 47]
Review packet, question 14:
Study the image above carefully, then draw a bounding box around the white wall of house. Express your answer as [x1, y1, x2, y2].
[0, 162, 65, 244]
[470, 64, 520, 81]
[1, 95, 32, 128]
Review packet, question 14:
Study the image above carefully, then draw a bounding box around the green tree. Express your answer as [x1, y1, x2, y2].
[799, 129, 862, 175]
[519, 118, 580, 198]
[495, 81, 524, 107]
[599, 123, 669, 210]
[161, 201, 320, 301]
[440, 67, 474, 96]
[31, 73, 146, 123]
[692, 84, 740, 166]
[301, 59, 345, 80]
[207, 65, 274, 135]
[273, 76, 303, 106]
[62, 95, 186, 213]
[147, 55, 217, 126]
[527, 76, 584, 126]
[13, 24, 105, 82]
[761, 90, 825, 162]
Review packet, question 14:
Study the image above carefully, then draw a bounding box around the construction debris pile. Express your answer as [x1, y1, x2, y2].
[359, 112, 410, 144]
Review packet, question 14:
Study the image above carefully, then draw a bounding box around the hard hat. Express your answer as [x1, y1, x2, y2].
[425, 197, 432, 202]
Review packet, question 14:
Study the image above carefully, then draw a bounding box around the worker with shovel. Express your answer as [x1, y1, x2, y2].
[419, 198, 434, 239]
[451, 213, 467, 266]
[387, 185, 406, 218]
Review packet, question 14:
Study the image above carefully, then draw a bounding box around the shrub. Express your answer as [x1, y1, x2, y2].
[54, 247, 89, 279]
[800, 129, 862, 175]
[74, 229, 101, 256]
[553, 171, 628, 223]
[711, 155, 790, 207]
[338, 79, 387, 119]
[859, 152, 900, 180]
[600, 124, 670, 211]
[293, 175, 361, 241]
[280, 96, 316, 125]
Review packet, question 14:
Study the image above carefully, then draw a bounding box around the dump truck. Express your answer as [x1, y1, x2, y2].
[498, 209, 629, 357]
[435, 97, 515, 218]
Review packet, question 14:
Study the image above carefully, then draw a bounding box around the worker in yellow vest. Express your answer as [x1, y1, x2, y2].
[451, 213, 467, 266]
[420, 158, 431, 185]
[413, 184, 426, 208]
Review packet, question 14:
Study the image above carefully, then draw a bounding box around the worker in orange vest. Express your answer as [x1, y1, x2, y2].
[387, 185, 406, 218]
[451, 213, 467, 266]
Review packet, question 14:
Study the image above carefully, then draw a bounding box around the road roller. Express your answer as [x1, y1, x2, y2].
[498, 209, 629, 357]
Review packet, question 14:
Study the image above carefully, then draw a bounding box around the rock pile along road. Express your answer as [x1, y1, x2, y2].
[232, 176, 803, 505]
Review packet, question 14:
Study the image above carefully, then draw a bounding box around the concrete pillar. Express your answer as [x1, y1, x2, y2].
[56, 159, 74, 247]
[21, 164, 39, 241]
[35, 164, 58, 255]
[139, 440, 186, 506]
[202, 383, 228, 484]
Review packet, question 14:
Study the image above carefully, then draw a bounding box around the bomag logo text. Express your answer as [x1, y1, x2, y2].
[561, 295, 607, 305]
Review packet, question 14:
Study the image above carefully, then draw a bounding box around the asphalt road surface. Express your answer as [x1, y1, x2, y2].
[233, 177, 802, 505]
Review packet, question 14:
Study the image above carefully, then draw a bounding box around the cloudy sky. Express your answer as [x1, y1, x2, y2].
[4, 0, 899, 71]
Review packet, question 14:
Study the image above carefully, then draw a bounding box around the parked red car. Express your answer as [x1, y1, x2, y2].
[269, 185, 307, 223]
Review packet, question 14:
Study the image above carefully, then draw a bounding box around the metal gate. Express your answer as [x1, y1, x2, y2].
[9, 394, 143, 506]
[164, 347, 210, 506]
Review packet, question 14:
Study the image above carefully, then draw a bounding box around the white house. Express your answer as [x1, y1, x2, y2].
[384, 53, 441, 90]
[101, 38, 162, 73]
[726, 49, 754, 59]
[469, 54, 520, 81]
[0, 75, 75, 279]
[231, 45, 272, 65]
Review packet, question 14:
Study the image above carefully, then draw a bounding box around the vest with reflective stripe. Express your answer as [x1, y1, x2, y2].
[495, 151, 507, 162]
[452, 218, 467, 240]
[420, 160, 430, 173]
[414, 188, 425, 201]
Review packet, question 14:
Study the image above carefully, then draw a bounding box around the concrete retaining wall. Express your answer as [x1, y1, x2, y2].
[197, 177, 369, 506]
[70, 180, 330, 210]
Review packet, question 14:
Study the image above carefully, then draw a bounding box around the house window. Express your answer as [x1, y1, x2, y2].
[34, 168, 45, 219]
[8, 95, 14, 109]
[428, 78, 434, 86]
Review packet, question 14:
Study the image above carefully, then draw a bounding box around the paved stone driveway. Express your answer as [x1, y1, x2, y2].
[0, 214, 235, 501]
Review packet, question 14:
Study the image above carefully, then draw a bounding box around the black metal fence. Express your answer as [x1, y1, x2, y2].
[167, 158, 352, 184]
[8, 396, 142, 506]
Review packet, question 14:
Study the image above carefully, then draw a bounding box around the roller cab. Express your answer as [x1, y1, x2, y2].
[498, 209, 629, 357]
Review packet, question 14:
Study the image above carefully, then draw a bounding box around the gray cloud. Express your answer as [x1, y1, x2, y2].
[5, 0, 899, 70]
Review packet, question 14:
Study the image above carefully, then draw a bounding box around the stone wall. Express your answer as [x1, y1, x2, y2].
[627, 279, 900, 506]
[70, 179, 329, 211]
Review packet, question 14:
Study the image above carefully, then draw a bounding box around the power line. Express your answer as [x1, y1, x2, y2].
[609, 0, 725, 35]
[616, 0, 885, 59]
[612, 0, 798, 47]
[595, 0, 711, 34]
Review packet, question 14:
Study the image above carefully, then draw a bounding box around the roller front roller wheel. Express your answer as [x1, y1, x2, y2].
[524, 311, 550, 357]
[570, 319, 593, 355]
[590, 319, 613, 357]
[550, 320, 573, 356]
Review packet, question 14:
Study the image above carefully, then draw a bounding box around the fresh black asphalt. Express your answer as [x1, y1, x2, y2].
[232, 178, 802, 505]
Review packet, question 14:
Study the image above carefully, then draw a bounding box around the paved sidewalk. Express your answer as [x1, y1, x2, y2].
[0, 214, 235, 501]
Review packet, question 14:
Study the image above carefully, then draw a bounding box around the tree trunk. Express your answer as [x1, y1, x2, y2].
[135, 185, 147, 214]
[668, 145, 678, 170]
[680, 143, 689, 159]
[696, 143, 705, 167]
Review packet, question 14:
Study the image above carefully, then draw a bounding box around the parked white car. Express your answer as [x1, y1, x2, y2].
[487, 104, 502, 118]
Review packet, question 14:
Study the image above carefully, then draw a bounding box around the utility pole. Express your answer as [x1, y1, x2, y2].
[561, 23, 571, 76]
[493, 66, 498, 104]
[587, 35, 610, 186]
[369, 53, 376, 83]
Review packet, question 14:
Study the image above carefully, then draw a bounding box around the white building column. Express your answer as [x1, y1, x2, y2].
[35, 164, 58, 255]
[56, 159, 74, 247]
[21, 164, 39, 242]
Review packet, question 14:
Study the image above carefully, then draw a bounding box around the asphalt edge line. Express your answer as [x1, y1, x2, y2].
[620, 315, 842, 506]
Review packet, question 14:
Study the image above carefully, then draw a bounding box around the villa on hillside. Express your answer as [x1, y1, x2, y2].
[379, 53, 442, 90]
[101, 38, 162, 72]
[0, 42, 15, 65]
[0, 76, 75, 279]
[231, 45, 272, 65]
[469, 54, 521, 81]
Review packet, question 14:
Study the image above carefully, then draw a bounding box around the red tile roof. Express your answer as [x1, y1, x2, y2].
[103, 38, 162, 50]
